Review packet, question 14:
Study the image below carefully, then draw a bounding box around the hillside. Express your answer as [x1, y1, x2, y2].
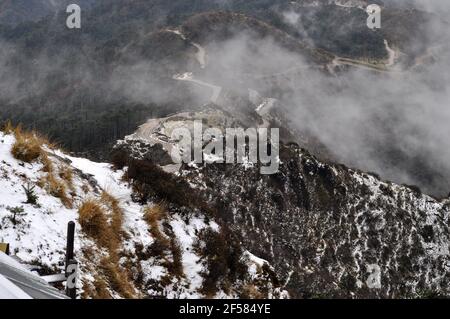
[1, 0, 450, 300]
[0, 128, 286, 298]
[111, 107, 450, 298]
[0, 0, 443, 159]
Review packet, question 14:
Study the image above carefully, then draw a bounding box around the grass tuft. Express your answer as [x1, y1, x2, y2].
[38, 173, 73, 208]
[79, 196, 137, 299]
[78, 199, 109, 247]
[2, 120, 15, 134]
[143, 203, 184, 278]
[143, 202, 168, 243]
[11, 127, 47, 163]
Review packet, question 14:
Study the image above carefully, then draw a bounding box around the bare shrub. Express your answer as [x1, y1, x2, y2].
[195, 228, 247, 297]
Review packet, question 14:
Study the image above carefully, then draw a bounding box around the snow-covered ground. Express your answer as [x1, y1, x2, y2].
[0, 131, 284, 298]
[0, 131, 213, 298]
[0, 133, 79, 266]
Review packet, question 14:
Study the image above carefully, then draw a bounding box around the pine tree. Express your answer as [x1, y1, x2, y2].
[22, 182, 39, 205]
[6, 206, 25, 226]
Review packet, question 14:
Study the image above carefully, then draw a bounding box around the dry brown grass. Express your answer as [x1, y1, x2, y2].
[81, 184, 90, 194]
[2, 120, 15, 134]
[59, 164, 73, 185]
[38, 173, 73, 209]
[240, 284, 264, 299]
[36, 156, 74, 208]
[11, 127, 46, 163]
[144, 203, 168, 244]
[40, 153, 54, 173]
[100, 257, 136, 299]
[7, 124, 74, 207]
[90, 278, 112, 299]
[79, 196, 137, 299]
[78, 199, 110, 247]
[81, 275, 112, 299]
[102, 192, 137, 298]
[143, 203, 184, 278]
[167, 237, 184, 278]
[100, 191, 123, 240]
[7, 124, 55, 166]
[101, 191, 120, 207]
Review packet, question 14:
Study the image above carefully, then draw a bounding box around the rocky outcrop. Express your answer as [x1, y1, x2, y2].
[183, 145, 450, 298]
[113, 104, 450, 298]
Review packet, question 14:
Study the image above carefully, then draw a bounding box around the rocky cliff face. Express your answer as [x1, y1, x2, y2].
[111, 100, 450, 298]
[185, 146, 450, 298]
[2, 0, 450, 299]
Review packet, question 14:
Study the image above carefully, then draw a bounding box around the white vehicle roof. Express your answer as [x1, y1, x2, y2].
[0, 252, 68, 299]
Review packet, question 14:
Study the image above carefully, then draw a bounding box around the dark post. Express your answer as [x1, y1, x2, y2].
[65, 221, 76, 299]
[65, 221, 75, 270]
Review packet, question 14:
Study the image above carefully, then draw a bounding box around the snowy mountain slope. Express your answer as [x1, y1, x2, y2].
[112, 107, 450, 298]
[185, 146, 450, 298]
[0, 130, 286, 299]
